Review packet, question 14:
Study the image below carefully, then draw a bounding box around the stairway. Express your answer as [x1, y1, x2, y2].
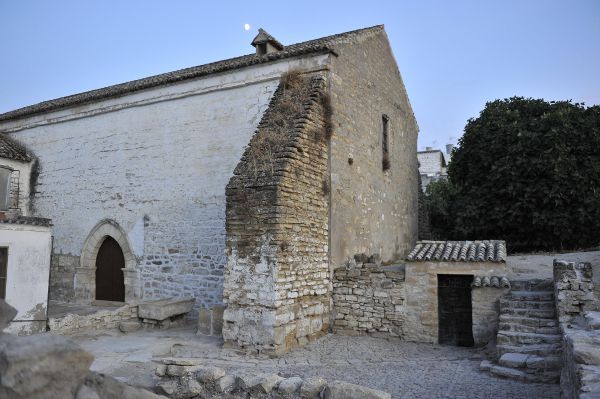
[483, 280, 562, 383]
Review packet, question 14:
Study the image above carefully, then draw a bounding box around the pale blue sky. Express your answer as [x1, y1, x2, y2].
[0, 0, 598, 149]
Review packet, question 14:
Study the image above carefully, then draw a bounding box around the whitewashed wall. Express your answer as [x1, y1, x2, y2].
[1, 223, 52, 335]
[0, 54, 328, 308]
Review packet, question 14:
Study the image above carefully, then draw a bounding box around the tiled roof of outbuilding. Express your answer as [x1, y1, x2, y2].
[0, 134, 31, 162]
[407, 240, 507, 263]
[0, 25, 384, 122]
[0, 216, 52, 227]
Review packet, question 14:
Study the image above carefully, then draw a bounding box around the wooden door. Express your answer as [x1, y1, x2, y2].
[95, 237, 125, 302]
[438, 274, 474, 346]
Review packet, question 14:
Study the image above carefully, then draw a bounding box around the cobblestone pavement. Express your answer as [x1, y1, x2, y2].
[73, 328, 559, 399]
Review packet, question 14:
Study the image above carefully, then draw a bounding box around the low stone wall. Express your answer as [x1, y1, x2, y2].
[472, 286, 510, 346]
[554, 260, 598, 326]
[48, 303, 138, 334]
[198, 305, 225, 336]
[49, 253, 78, 302]
[332, 262, 405, 337]
[554, 260, 600, 398]
[156, 358, 390, 399]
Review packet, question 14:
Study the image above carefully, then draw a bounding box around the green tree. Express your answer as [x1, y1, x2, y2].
[424, 178, 456, 240]
[434, 97, 600, 252]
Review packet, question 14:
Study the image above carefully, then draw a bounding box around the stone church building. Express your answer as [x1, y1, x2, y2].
[0, 25, 419, 352]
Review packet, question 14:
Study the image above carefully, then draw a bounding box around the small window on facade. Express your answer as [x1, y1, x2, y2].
[382, 115, 390, 171]
[0, 167, 11, 211]
[0, 248, 7, 299]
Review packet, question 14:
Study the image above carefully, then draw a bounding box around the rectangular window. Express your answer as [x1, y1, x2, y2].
[0, 248, 7, 299]
[382, 115, 390, 170]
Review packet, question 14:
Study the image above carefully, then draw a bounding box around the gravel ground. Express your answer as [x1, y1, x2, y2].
[73, 328, 560, 399]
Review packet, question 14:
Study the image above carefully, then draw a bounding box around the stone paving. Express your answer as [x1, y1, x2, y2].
[72, 327, 559, 399]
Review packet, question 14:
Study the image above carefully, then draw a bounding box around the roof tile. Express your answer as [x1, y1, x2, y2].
[407, 240, 507, 263]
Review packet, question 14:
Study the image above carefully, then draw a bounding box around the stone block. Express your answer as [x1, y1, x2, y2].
[138, 297, 195, 321]
[119, 320, 142, 333]
[324, 381, 391, 399]
[300, 377, 327, 398]
[0, 333, 93, 398]
[255, 374, 285, 393]
[215, 374, 237, 393]
[82, 372, 165, 399]
[278, 376, 303, 395]
[197, 308, 211, 335]
[196, 366, 226, 384]
[212, 305, 225, 336]
[76, 384, 101, 399]
[0, 300, 17, 331]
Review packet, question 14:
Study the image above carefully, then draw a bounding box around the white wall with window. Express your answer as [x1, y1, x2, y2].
[0, 221, 52, 335]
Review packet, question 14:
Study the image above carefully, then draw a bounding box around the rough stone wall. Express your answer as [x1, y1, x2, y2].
[0, 55, 329, 310]
[50, 253, 77, 302]
[472, 287, 509, 346]
[328, 27, 419, 267]
[554, 260, 598, 326]
[553, 260, 600, 399]
[223, 73, 330, 355]
[48, 303, 138, 335]
[332, 262, 405, 337]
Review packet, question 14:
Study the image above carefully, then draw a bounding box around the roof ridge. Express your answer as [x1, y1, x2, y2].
[0, 25, 384, 123]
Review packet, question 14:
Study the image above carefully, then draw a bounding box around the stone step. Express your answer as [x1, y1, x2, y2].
[500, 307, 555, 319]
[498, 315, 558, 329]
[510, 279, 554, 292]
[509, 290, 554, 302]
[497, 331, 561, 346]
[500, 298, 555, 310]
[489, 365, 560, 383]
[499, 321, 559, 335]
[497, 343, 562, 357]
[498, 353, 561, 371]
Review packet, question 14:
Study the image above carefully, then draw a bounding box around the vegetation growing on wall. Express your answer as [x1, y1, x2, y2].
[426, 97, 600, 252]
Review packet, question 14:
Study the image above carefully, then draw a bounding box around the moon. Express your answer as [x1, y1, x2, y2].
[244, 23, 251, 31]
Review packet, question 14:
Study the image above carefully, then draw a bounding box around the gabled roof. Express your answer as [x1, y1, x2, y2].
[407, 240, 507, 263]
[0, 134, 31, 162]
[0, 25, 384, 123]
[251, 28, 284, 50]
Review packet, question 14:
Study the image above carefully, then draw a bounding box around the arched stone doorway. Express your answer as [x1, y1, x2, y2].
[75, 219, 141, 303]
[95, 236, 125, 302]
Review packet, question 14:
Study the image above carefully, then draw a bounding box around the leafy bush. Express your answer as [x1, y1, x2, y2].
[429, 97, 600, 252]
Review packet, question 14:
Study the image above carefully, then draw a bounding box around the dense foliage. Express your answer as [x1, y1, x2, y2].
[427, 97, 600, 252]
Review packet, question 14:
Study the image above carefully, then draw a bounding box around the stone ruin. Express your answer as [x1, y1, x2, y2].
[155, 357, 391, 399]
[0, 299, 165, 399]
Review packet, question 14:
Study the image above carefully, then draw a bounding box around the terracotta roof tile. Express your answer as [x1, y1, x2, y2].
[0, 134, 31, 162]
[407, 240, 507, 263]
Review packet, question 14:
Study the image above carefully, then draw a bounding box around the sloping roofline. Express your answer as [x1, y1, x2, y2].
[0, 25, 384, 122]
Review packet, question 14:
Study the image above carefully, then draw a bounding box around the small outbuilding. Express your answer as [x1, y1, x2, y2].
[0, 134, 52, 335]
[404, 240, 509, 346]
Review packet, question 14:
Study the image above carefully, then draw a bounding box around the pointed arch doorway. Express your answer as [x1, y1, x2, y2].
[95, 236, 125, 302]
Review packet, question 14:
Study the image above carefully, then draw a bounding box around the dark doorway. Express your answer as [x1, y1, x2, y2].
[95, 236, 125, 302]
[438, 274, 474, 346]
